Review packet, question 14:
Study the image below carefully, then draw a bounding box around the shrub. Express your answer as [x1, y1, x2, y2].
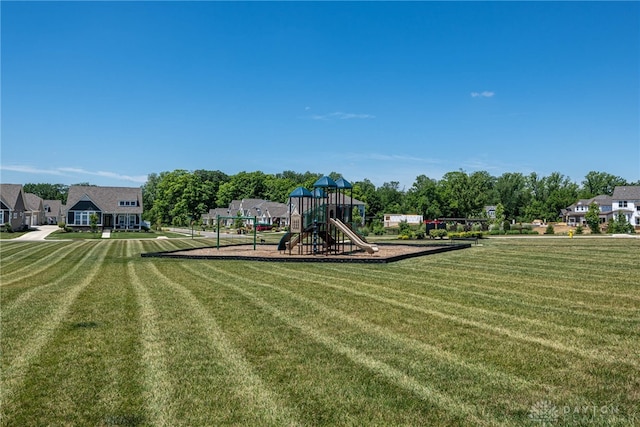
[456, 224, 465, 233]
[3, 222, 12, 233]
[502, 221, 511, 231]
[414, 230, 425, 240]
[429, 229, 448, 239]
[575, 225, 584, 235]
[372, 224, 385, 235]
[544, 224, 555, 235]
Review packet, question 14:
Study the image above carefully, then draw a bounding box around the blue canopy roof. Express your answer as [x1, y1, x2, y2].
[335, 177, 353, 189]
[313, 188, 326, 198]
[289, 186, 313, 198]
[313, 175, 337, 188]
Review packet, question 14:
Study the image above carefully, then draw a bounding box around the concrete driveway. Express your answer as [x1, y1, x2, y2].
[14, 225, 60, 241]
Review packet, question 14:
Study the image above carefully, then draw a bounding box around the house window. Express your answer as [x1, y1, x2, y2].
[619, 201, 628, 208]
[119, 200, 138, 206]
[13, 212, 17, 219]
[74, 211, 98, 226]
[0, 211, 4, 224]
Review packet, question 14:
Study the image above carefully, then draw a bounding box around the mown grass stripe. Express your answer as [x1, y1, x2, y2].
[0, 242, 110, 411]
[319, 264, 639, 329]
[0, 241, 33, 257]
[0, 241, 66, 272]
[177, 263, 491, 426]
[288, 267, 637, 348]
[0, 242, 80, 286]
[269, 264, 640, 370]
[382, 264, 639, 320]
[216, 263, 544, 394]
[128, 262, 173, 427]
[1, 242, 101, 315]
[425, 259, 640, 302]
[146, 263, 302, 427]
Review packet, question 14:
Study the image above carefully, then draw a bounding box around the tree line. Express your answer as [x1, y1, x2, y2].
[141, 169, 636, 227]
[23, 170, 636, 227]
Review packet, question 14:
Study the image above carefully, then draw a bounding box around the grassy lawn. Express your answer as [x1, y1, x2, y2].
[1, 238, 638, 426]
[45, 230, 103, 239]
[45, 230, 188, 240]
[109, 231, 187, 239]
[0, 231, 30, 240]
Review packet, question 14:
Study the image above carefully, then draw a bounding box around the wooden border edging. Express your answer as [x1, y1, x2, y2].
[141, 243, 472, 264]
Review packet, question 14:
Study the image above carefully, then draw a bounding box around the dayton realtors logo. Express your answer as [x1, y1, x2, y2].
[528, 400, 559, 425]
[528, 400, 621, 425]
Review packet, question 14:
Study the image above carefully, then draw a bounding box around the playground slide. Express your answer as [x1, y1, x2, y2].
[329, 218, 379, 254]
[286, 232, 303, 250]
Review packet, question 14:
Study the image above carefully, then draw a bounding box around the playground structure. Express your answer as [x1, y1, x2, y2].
[278, 176, 379, 256]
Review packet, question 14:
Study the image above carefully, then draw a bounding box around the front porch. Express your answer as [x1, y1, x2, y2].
[102, 213, 142, 230]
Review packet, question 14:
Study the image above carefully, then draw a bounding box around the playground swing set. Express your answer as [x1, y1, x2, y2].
[215, 215, 258, 250]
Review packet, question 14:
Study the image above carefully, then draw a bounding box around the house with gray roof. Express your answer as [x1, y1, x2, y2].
[611, 185, 640, 228]
[43, 199, 65, 225]
[25, 193, 46, 226]
[202, 199, 290, 228]
[65, 185, 144, 230]
[563, 194, 613, 227]
[0, 184, 28, 231]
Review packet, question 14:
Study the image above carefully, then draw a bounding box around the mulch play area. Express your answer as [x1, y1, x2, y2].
[141, 242, 471, 263]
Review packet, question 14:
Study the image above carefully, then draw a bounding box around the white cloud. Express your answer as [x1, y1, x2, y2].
[0, 165, 66, 175]
[310, 111, 375, 120]
[1, 164, 147, 183]
[471, 91, 495, 98]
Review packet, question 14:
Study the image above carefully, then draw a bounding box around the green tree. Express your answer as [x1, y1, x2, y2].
[377, 181, 404, 214]
[89, 213, 99, 234]
[405, 175, 442, 219]
[352, 179, 382, 223]
[495, 173, 529, 220]
[584, 202, 601, 234]
[216, 171, 268, 207]
[607, 213, 633, 234]
[438, 170, 492, 218]
[579, 171, 627, 198]
[23, 183, 69, 203]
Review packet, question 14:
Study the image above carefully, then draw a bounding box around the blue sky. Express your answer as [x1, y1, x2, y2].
[1, 1, 638, 189]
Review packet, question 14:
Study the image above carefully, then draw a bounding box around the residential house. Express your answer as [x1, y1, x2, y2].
[563, 195, 613, 226]
[202, 207, 234, 227]
[43, 200, 65, 225]
[383, 214, 423, 228]
[0, 184, 28, 230]
[205, 199, 289, 228]
[611, 185, 640, 228]
[25, 193, 46, 226]
[65, 185, 144, 230]
[484, 205, 497, 219]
